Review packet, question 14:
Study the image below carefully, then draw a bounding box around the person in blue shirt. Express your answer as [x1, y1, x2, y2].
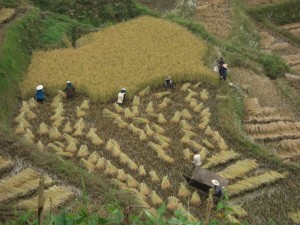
[212, 179, 223, 205]
[36, 85, 45, 103]
[64, 81, 76, 100]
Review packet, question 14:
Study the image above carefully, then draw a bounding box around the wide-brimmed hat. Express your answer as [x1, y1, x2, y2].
[166, 75, 171, 80]
[121, 88, 126, 91]
[223, 64, 228, 69]
[67, 81, 71, 84]
[212, 179, 219, 186]
[36, 85, 43, 90]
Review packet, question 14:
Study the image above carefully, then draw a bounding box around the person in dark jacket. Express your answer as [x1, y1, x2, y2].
[36, 85, 45, 103]
[164, 76, 174, 91]
[212, 179, 223, 205]
[64, 81, 75, 99]
[220, 64, 228, 81]
[217, 57, 224, 78]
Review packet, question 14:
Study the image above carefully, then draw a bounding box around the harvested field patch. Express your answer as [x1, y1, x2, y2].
[21, 16, 216, 101]
[282, 22, 300, 38]
[0, 8, 15, 24]
[246, 0, 282, 6]
[0, 155, 13, 172]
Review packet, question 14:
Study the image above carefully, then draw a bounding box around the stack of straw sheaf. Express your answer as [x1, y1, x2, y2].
[0, 155, 14, 172]
[277, 139, 300, 159]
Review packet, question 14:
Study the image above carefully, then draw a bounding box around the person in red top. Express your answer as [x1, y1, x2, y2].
[64, 81, 75, 99]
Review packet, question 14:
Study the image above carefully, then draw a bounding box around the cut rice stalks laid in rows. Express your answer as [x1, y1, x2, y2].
[202, 150, 240, 169]
[0, 156, 14, 172]
[244, 121, 300, 134]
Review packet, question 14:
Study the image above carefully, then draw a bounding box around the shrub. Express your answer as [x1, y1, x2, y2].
[258, 54, 289, 79]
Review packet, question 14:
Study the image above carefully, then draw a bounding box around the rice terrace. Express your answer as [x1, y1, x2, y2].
[0, 0, 300, 225]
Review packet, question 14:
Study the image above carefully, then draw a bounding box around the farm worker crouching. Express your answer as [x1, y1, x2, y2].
[36, 85, 45, 103]
[192, 152, 201, 167]
[117, 88, 126, 105]
[165, 75, 174, 91]
[220, 64, 228, 81]
[217, 57, 224, 78]
[64, 81, 76, 99]
[212, 179, 223, 205]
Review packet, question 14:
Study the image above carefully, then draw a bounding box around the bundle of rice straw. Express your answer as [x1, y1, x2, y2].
[28, 98, 37, 108]
[200, 107, 210, 118]
[183, 148, 193, 160]
[50, 111, 62, 121]
[159, 154, 175, 164]
[158, 97, 171, 109]
[154, 91, 170, 99]
[148, 142, 165, 156]
[15, 122, 25, 135]
[106, 139, 115, 151]
[74, 118, 85, 129]
[167, 196, 179, 210]
[181, 109, 192, 120]
[211, 131, 223, 143]
[180, 120, 193, 131]
[157, 113, 167, 124]
[288, 212, 300, 224]
[36, 141, 45, 151]
[127, 159, 138, 171]
[149, 191, 163, 205]
[20, 101, 30, 112]
[119, 152, 130, 164]
[38, 123, 49, 135]
[133, 117, 149, 125]
[104, 161, 118, 176]
[180, 135, 190, 144]
[73, 124, 84, 137]
[139, 131, 147, 141]
[22, 133, 34, 144]
[151, 123, 165, 134]
[116, 169, 127, 181]
[86, 128, 104, 145]
[230, 205, 248, 217]
[66, 140, 77, 153]
[138, 165, 147, 176]
[218, 140, 228, 151]
[161, 176, 171, 189]
[198, 118, 210, 129]
[112, 145, 121, 157]
[63, 121, 73, 133]
[203, 150, 240, 169]
[202, 139, 214, 149]
[56, 151, 74, 158]
[200, 148, 208, 162]
[181, 129, 197, 137]
[189, 98, 198, 108]
[77, 145, 89, 158]
[14, 111, 26, 124]
[24, 128, 34, 140]
[192, 82, 201, 88]
[138, 86, 150, 97]
[190, 191, 201, 206]
[149, 170, 160, 183]
[63, 133, 78, 144]
[49, 127, 61, 140]
[76, 106, 86, 118]
[55, 141, 65, 148]
[200, 89, 209, 101]
[205, 126, 214, 136]
[25, 109, 37, 120]
[187, 88, 198, 95]
[139, 183, 151, 196]
[178, 183, 191, 197]
[52, 116, 65, 128]
[113, 103, 124, 113]
[153, 135, 169, 148]
[47, 143, 64, 153]
[132, 95, 140, 106]
[96, 157, 106, 170]
[154, 133, 171, 143]
[185, 93, 196, 103]
[132, 106, 139, 117]
[144, 124, 155, 136]
[103, 108, 120, 119]
[193, 103, 203, 113]
[128, 123, 143, 134]
[217, 160, 258, 180]
[181, 83, 191, 91]
[188, 140, 204, 152]
[81, 158, 95, 173]
[80, 99, 90, 110]
[88, 151, 99, 164]
[145, 101, 154, 113]
[51, 97, 61, 108]
[226, 215, 240, 224]
[170, 111, 181, 123]
[126, 174, 139, 188]
[113, 117, 128, 128]
[124, 108, 135, 119]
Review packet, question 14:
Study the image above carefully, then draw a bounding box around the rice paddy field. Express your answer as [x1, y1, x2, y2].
[11, 81, 300, 224]
[20, 16, 216, 101]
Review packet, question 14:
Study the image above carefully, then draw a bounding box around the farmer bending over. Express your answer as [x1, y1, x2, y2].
[117, 88, 126, 105]
[36, 85, 45, 103]
[165, 76, 174, 91]
[64, 81, 76, 99]
[212, 179, 223, 205]
[220, 64, 228, 81]
[192, 152, 201, 168]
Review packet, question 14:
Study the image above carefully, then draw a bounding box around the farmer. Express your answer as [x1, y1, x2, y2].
[212, 179, 223, 205]
[117, 88, 126, 105]
[164, 76, 174, 91]
[64, 81, 76, 99]
[192, 152, 201, 168]
[36, 85, 45, 103]
[220, 64, 228, 81]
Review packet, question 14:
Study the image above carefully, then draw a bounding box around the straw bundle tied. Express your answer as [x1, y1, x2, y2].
[51, 110, 63, 121]
[181, 109, 192, 120]
[14, 112, 26, 124]
[188, 140, 203, 152]
[230, 205, 248, 217]
[66, 139, 77, 153]
[178, 183, 191, 197]
[138, 86, 150, 97]
[217, 160, 258, 180]
[73, 118, 84, 130]
[145, 101, 154, 113]
[63, 133, 78, 144]
[157, 113, 167, 124]
[203, 150, 240, 169]
[244, 98, 262, 116]
[28, 98, 37, 108]
[226, 215, 240, 224]
[149, 170, 160, 183]
[190, 191, 201, 206]
[0, 168, 52, 202]
[52, 116, 65, 128]
[181, 83, 191, 91]
[49, 127, 61, 140]
[170, 111, 181, 123]
[159, 153, 175, 164]
[148, 142, 165, 155]
[54, 141, 65, 148]
[244, 121, 300, 135]
[245, 115, 294, 124]
[167, 196, 180, 211]
[104, 161, 118, 176]
[193, 103, 203, 113]
[103, 108, 120, 119]
[0, 156, 13, 171]
[187, 88, 198, 95]
[145, 124, 155, 136]
[158, 97, 171, 109]
[154, 133, 171, 143]
[211, 131, 223, 143]
[180, 135, 190, 144]
[200, 148, 208, 162]
[17, 185, 74, 211]
[113, 103, 124, 113]
[139, 131, 147, 141]
[154, 91, 170, 99]
[189, 98, 198, 108]
[126, 174, 139, 188]
[181, 120, 193, 131]
[51, 97, 61, 108]
[218, 140, 228, 151]
[80, 99, 90, 110]
[138, 165, 147, 176]
[63, 121, 73, 133]
[76, 106, 86, 118]
[200, 107, 210, 118]
[114, 117, 128, 128]
[185, 92, 197, 103]
[15, 122, 26, 135]
[73, 124, 84, 137]
[47, 143, 64, 153]
[192, 82, 201, 88]
[106, 139, 115, 151]
[132, 106, 139, 116]
[202, 139, 214, 149]
[36, 141, 45, 151]
[161, 176, 171, 189]
[133, 117, 149, 125]
[88, 151, 100, 164]
[111, 179, 127, 189]
[132, 95, 140, 106]
[183, 148, 193, 160]
[38, 123, 49, 135]
[289, 212, 300, 224]
[124, 108, 135, 119]
[20, 101, 30, 113]
[81, 158, 95, 173]
[22, 133, 34, 144]
[24, 128, 34, 140]
[182, 128, 197, 136]
[278, 139, 300, 151]
[227, 170, 287, 196]
[151, 123, 165, 134]
[95, 157, 106, 170]
[200, 89, 209, 101]
[121, 187, 150, 209]
[198, 118, 210, 129]
[205, 126, 213, 136]
[149, 191, 163, 205]
[127, 159, 139, 171]
[139, 183, 151, 196]
[112, 145, 121, 158]
[128, 123, 143, 135]
[77, 145, 89, 158]
[56, 151, 74, 158]
[153, 135, 169, 148]
[116, 169, 127, 181]
[87, 128, 104, 145]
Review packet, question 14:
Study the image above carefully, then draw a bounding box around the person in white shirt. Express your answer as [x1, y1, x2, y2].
[192, 153, 201, 167]
[117, 88, 126, 105]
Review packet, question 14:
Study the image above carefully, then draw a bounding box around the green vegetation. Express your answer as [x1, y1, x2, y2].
[276, 78, 300, 112]
[258, 54, 290, 79]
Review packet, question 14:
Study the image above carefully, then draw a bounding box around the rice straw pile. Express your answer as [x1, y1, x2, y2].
[203, 150, 240, 169]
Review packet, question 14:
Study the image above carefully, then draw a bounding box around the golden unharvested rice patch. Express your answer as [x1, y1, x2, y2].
[21, 16, 216, 101]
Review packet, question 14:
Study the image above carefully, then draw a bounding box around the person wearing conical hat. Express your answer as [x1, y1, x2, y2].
[220, 64, 228, 81]
[36, 85, 45, 103]
[64, 81, 76, 100]
[117, 88, 126, 105]
[212, 179, 223, 205]
[164, 75, 174, 91]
